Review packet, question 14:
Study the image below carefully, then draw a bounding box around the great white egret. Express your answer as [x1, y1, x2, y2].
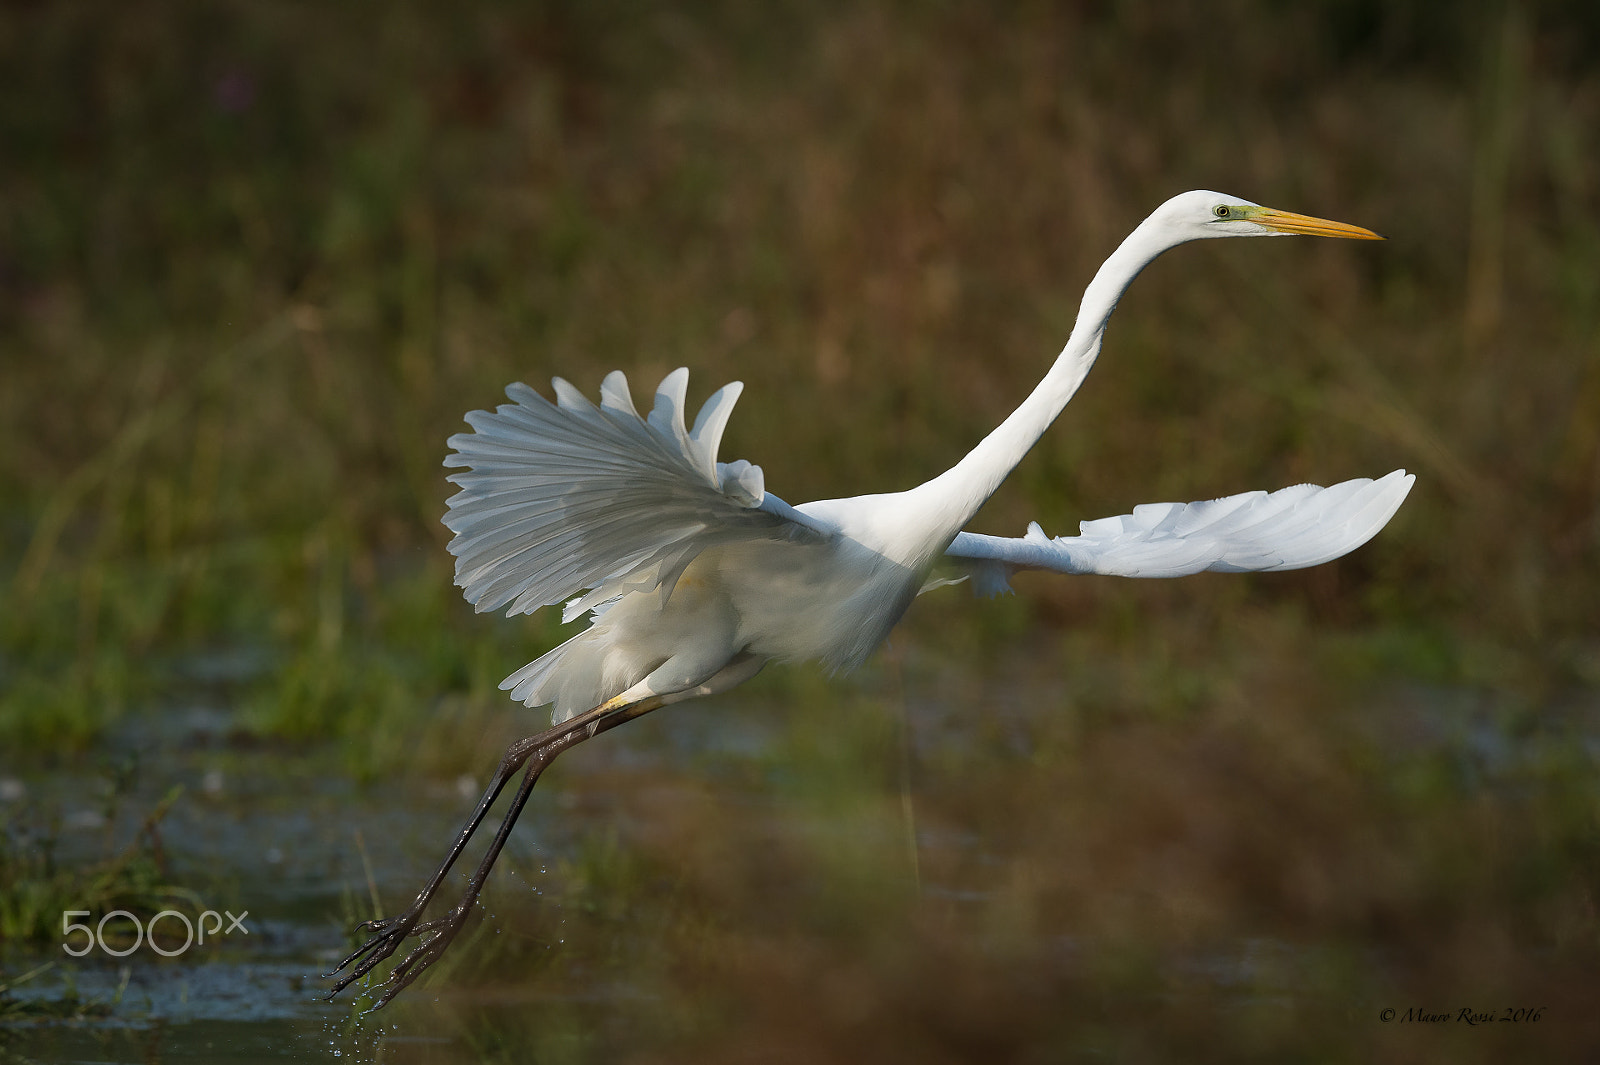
[328, 190, 1411, 1008]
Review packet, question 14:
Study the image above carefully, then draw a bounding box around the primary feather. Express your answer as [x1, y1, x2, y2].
[945, 470, 1414, 594]
[443, 368, 811, 622]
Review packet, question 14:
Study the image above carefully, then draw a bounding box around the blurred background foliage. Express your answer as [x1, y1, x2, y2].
[4, 0, 1600, 746]
[2, 0, 1600, 1060]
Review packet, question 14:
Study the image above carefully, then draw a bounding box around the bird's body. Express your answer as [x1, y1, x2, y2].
[447, 190, 1408, 723]
[330, 190, 1413, 1010]
[513, 532, 915, 719]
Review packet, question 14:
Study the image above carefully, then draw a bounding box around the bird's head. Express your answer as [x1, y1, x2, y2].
[1154, 189, 1383, 242]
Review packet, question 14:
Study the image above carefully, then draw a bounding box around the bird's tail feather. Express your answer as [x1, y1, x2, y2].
[501, 625, 656, 723]
[500, 637, 576, 716]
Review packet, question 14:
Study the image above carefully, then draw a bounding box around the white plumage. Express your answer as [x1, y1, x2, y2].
[442, 192, 1408, 724]
[331, 189, 1413, 1012]
[948, 471, 1414, 593]
[441, 191, 1409, 723]
[443, 368, 798, 622]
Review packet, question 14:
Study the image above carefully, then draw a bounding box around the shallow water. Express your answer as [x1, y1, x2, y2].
[4, 673, 1599, 1063]
[0, 687, 850, 1061]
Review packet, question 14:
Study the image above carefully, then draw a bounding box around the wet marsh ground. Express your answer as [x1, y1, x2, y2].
[5, 1, 1600, 1061]
[6, 632, 1600, 1062]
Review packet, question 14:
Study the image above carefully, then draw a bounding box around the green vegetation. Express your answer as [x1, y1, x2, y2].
[0, 963, 116, 1025]
[5, 0, 1596, 757]
[0, 783, 204, 947]
[0, 779, 198, 1032]
[2, 1, 1599, 1060]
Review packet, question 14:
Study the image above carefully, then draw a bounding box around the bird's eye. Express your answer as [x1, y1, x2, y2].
[1213, 205, 1230, 218]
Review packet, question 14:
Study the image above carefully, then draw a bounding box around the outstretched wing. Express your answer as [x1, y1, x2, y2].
[944, 470, 1413, 595]
[443, 368, 827, 619]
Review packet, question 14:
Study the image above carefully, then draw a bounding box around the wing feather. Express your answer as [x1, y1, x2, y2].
[945, 471, 1413, 594]
[443, 369, 821, 617]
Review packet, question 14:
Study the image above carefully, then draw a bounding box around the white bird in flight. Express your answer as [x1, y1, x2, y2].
[329, 189, 1413, 1008]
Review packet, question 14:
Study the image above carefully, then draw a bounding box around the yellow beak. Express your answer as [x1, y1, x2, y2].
[1246, 206, 1384, 240]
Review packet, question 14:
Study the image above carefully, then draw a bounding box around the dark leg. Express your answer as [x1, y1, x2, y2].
[325, 695, 662, 1008]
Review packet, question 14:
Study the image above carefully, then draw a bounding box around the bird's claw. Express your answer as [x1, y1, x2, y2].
[360, 910, 470, 1012]
[325, 904, 474, 1010]
[325, 908, 424, 1000]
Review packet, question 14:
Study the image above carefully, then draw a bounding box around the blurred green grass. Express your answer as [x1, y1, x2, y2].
[3, 0, 1600, 1060]
[4, 1, 1598, 751]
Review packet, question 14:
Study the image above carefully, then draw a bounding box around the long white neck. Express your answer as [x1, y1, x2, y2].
[909, 214, 1187, 545]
